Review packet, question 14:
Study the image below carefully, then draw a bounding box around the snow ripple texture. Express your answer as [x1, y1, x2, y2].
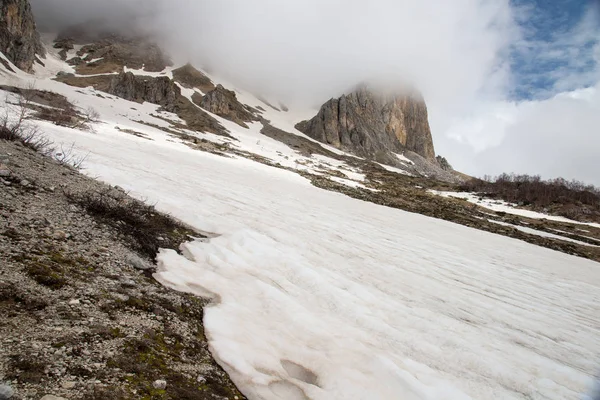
[2, 54, 597, 398]
[36, 123, 600, 400]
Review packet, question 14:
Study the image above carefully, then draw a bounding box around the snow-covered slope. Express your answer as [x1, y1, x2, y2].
[1, 48, 599, 400]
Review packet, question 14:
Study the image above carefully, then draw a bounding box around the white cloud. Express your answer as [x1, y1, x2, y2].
[433, 3, 600, 184]
[439, 84, 600, 185]
[31, 0, 518, 105]
[30, 0, 599, 184]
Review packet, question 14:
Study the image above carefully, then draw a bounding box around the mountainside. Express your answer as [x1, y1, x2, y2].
[1, 3, 600, 399]
[0, 0, 44, 72]
[296, 85, 436, 161]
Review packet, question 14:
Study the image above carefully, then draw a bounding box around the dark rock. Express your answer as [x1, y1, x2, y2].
[107, 72, 180, 112]
[172, 63, 215, 93]
[296, 85, 436, 161]
[56, 71, 75, 79]
[54, 23, 172, 74]
[53, 38, 74, 50]
[0, 0, 45, 72]
[55, 72, 228, 136]
[198, 84, 257, 128]
[74, 35, 171, 74]
[66, 56, 84, 66]
[54, 39, 74, 61]
[436, 155, 453, 171]
[176, 96, 229, 136]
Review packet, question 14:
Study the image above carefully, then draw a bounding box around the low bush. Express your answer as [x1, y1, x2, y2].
[66, 189, 195, 260]
[461, 173, 600, 220]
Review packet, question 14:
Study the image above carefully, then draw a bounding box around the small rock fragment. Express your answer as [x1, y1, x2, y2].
[40, 396, 68, 400]
[0, 384, 14, 400]
[126, 254, 152, 271]
[61, 381, 76, 389]
[152, 379, 167, 390]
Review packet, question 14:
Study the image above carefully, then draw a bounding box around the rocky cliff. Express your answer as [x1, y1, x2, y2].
[0, 0, 45, 72]
[108, 72, 181, 112]
[172, 63, 215, 93]
[198, 84, 257, 128]
[296, 85, 436, 161]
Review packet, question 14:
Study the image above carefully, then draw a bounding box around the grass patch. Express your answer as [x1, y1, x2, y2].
[7, 355, 47, 384]
[25, 261, 66, 289]
[107, 330, 241, 400]
[0, 282, 48, 312]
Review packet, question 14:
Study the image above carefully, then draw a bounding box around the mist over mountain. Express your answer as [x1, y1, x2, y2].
[28, 0, 600, 184]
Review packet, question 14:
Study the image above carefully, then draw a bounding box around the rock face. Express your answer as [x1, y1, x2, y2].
[54, 23, 172, 74]
[108, 72, 180, 112]
[55, 72, 227, 136]
[172, 63, 215, 93]
[74, 37, 171, 73]
[198, 84, 257, 128]
[296, 86, 436, 161]
[0, 0, 45, 72]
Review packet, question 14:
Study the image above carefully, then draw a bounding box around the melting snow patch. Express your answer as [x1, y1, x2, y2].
[394, 152, 414, 165]
[488, 220, 599, 247]
[376, 162, 413, 176]
[430, 191, 600, 228]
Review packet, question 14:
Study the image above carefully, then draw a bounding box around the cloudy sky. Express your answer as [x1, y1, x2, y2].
[31, 0, 600, 184]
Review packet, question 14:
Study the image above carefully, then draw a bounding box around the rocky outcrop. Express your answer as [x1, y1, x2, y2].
[75, 36, 171, 73]
[0, 0, 45, 72]
[172, 63, 215, 93]
[54, 24, 172, 75]
[198, 84, 257, 128]
[55, 72, 227, 136]
[176, 96, 228, 136]
[67, 36, 171, 75]
[107, 72, 181, 112]
[296, 85, 436, 161]
[53, 38, 73, 61]
[436, 155, 453, 171]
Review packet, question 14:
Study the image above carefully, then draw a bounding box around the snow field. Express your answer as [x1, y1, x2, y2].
[1, 48, 599, 399]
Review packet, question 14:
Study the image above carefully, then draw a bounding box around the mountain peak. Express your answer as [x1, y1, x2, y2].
[296, 85, 436, 162]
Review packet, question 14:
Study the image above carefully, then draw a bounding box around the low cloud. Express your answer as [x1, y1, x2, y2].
[30, 0, 517, 104]
[30, 0, 599, 184]
[443, 84, 600, 185]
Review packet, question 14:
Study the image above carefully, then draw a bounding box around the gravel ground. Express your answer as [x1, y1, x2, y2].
[0, 139, 245, 400]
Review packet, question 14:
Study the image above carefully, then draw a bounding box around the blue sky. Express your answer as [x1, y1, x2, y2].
[510, 0, 599, 100]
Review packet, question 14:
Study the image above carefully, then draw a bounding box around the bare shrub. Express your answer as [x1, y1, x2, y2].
[461, 173, 600, 221]
[35, 106, 78, 127]
[65, 189, 196, 260]
[54, 143, 89, 170]
[82, 106, 100, 123]
[0, 85, 54, 153]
